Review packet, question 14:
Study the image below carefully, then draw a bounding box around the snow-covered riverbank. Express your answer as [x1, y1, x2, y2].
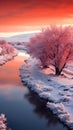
[0, 114, 7, 130]
[20, 58, 73, 130]
[0, 51, 17, 65]
[0, 40, 18, 65]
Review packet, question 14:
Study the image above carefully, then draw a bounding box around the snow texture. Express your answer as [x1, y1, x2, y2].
[20, 57, 73, 130]
[0, 40, 18, 65]
[0, 114, 7, 130]
[0, 32, 39, 42]
[0, 52, 17, 65]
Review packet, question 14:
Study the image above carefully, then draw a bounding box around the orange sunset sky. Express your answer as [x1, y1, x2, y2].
[0, 0, 73, 34]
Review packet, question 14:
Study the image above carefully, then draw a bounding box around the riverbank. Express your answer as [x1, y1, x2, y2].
[0, 54, 67, 130]
[0, 51, 18, 65]
[0, 114, 7, 130]
[0, 40, 18, 65]
[20, 57, 73, 130]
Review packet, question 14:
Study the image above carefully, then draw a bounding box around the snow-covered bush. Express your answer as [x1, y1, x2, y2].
[0, 40, 15, 55]
[26, 26, 73, 75]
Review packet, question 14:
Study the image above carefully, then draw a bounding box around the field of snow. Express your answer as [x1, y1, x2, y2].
[11, 43, 28, 52]
[20, 57, 73, 130]
[0, 32, 38, 42]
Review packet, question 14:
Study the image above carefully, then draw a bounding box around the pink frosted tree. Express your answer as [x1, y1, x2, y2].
[0, 40, 14, 55]
[27, 26, 73, 75]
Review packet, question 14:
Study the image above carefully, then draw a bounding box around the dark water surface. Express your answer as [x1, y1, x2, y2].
[0, 55, 69, 130]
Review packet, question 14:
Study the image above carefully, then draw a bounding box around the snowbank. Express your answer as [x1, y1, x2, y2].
[20, 58, 73, 130]
[0, 51, 17, 65]
[0, 114, 7, 130]
[0, 40, 18, 65]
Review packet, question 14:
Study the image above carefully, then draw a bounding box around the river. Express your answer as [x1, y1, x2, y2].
[0, 54, 69, 130]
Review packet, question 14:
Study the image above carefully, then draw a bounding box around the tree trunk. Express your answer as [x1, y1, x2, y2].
[55, 67, 61, 75]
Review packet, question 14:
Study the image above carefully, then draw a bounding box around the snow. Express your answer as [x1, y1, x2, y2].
[18, 52, 30, 57]
[0, 52, 17, 65]
[0, 40, 18, 65]
[20, 57, 73, 130]
[0, 114, 7, 130]
[0, 32, 39, 42]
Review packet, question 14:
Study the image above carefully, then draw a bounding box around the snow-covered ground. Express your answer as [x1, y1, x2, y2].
[0, 40, 18, 65]
[0, 32, 39, 42]
[0, 114, 8, 130]
[0, 51, 17, 65]
[20, 57, 73, 130]
[11, 43, 27, 52]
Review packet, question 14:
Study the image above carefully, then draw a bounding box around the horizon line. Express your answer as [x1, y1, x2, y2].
[0, 30, 41, 37]
[0, 24, 73, 37]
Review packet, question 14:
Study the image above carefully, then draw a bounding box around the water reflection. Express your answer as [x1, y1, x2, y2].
[24, 90, 69, 130]
[0, 56, 24, 87]
[0, 55, 69, 130]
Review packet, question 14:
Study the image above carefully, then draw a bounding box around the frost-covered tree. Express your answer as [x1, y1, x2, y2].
[0, 40, 14, 55]
[27, 26, 73, 75]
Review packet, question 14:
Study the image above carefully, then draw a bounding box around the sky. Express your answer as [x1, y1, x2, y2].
[0, 0, 73, 35]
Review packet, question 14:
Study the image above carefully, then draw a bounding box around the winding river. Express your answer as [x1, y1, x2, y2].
[0, 54, 69, 130]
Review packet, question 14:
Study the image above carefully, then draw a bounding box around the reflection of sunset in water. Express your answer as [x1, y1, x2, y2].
[0, 55, 26, 87]
[0, 55, 68, 130]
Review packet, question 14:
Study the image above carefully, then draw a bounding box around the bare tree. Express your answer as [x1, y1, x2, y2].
[27, 26, 73, 75]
